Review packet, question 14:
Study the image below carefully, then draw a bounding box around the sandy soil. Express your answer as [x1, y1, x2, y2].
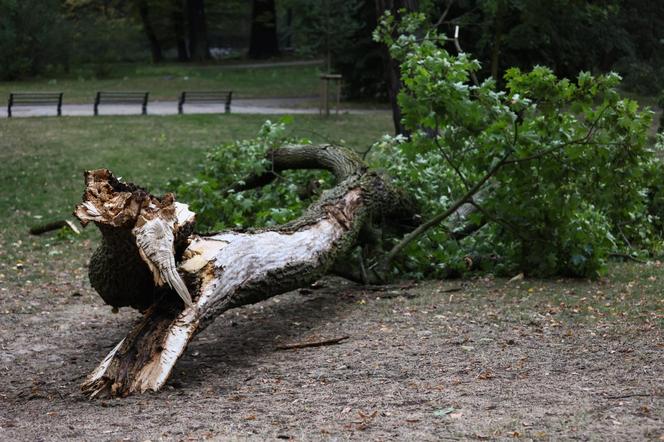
[0, 257, 662, 441]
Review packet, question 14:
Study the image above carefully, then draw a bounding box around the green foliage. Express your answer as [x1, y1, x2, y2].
[280, 0, 363, 63]
[69, 13, 145, 77]
[373, 13, 658, 278]
[0, 0, 71, 79]
[173, 119, 330, 232]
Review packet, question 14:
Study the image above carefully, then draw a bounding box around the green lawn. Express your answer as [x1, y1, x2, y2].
[0, 62, 323, 104]
[0, 112, 392, 263]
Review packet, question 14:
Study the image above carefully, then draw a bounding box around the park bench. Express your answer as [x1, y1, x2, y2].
[94, 91, 149, 116]
[7, 92, 63, 117]
[178, 91, 233, 114]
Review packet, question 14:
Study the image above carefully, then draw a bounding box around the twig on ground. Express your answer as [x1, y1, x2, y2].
[605, 393, 654, 399]
[608, 253, 646, 263]
[276, 336, 350, 350]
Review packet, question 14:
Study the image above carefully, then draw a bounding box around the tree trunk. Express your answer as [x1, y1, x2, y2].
[172, 0, 189, 62]
[248, 0, 279, 59]
[75, 145, 417, 398]
[138, 0, 163, 63]
[490, 0, 505, 82]
[186, 0, 210, 61]
[374, 0, 419, 136]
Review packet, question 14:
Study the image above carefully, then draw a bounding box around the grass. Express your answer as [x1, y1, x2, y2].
[0, 112, 393, 262]
[0, 62, 324, 104]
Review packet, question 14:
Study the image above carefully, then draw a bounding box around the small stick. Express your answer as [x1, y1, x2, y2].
[605, 393, 653, 400]
[276, 336, 350, 350]
[29, 219, 80, 235]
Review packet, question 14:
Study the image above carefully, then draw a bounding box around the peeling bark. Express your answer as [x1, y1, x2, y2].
[76, 145, 415, 398]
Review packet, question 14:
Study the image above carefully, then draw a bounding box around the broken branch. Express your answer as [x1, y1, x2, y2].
[29, 219, 80, 236]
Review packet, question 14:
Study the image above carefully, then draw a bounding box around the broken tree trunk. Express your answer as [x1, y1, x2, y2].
[75, 144, 416, 398]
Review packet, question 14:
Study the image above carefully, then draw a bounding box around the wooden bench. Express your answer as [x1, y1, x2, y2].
[94, 91, 149, 116]
[178, 91, 233, 114]
[7, 92, 63, 117]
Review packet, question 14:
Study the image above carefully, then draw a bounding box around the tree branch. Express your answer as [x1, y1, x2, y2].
[226, 144, 367, 194]
[434, 116, 471, 190]
[433, 0, 455, 28]
[452, 26, 480, 87]
[383, 148, 513, 265]
[384, 102, 614, 265]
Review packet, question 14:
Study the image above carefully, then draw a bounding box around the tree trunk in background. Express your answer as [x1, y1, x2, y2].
[490, 0, 505, 81]
[172, 0, 189, 61]
[138, 0, 163, 63]
[375, 0, 418, 136]
[248, 0, 279, 59]
[187, 0, 210, 61]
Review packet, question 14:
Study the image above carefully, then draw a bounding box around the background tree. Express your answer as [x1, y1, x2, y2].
[136, 0, 163, 63]
[249, 0, 279, 58]
[186, 0, 210, 60]
[0, 0, 70, 80]
[374, 0, 420, 135]
[171, 0, 189, 61]
[281, 0, 362, 72]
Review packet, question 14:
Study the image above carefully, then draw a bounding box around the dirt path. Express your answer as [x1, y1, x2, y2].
[0, 248, 662, 441]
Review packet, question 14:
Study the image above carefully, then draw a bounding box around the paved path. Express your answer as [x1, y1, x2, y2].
[0, 97, 387, 118]
[216, 59, 324, 69]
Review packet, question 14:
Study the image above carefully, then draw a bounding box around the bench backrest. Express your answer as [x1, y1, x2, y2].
[178, 91, 232, 114]
[94, 91, 149, 115]
[7, 92, 63, 117]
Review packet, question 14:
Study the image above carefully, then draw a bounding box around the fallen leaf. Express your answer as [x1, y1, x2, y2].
[478, 369, 494, 380]
[433, 407, 455, 417]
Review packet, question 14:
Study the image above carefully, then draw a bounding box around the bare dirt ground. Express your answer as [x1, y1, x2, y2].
[0, 241, 662, 441]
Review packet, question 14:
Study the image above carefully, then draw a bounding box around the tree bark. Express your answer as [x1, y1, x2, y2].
[490, 0, 505, 82]
[374, 0, 419, 135]
[248, 0, 279, 59]
[75, 145, 416, 398]
[172, 0, 189, 62]
[186, 0, 210, 61]
[138, 0, 163, 63]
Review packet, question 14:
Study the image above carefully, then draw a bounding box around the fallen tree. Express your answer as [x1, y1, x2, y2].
[74, 144, 423, 398]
